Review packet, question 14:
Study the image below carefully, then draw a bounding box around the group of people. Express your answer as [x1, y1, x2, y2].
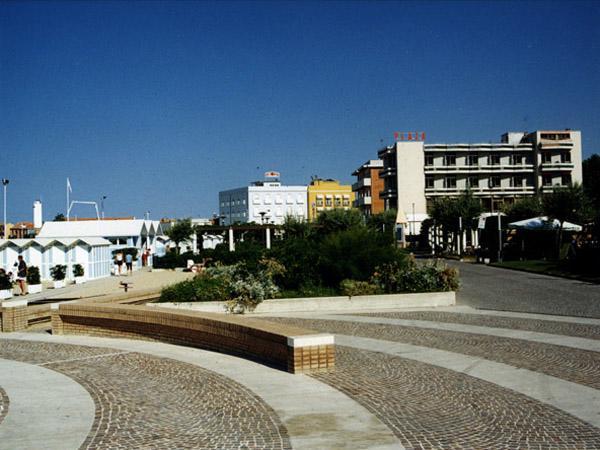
[114, 251, 134, 276]
[0, 255, 28, 295]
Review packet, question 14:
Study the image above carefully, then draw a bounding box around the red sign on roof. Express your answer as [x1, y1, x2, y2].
[394, 131, 426, 142]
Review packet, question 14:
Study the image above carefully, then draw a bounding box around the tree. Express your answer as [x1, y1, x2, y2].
[54, 213, 66, 221]
[315, 208, 363, 234]
[503, 197, 542, 223]
[166, 219, 194, 254]
[542, 183, 587, 259]
[583, 154, 600, 215]
[429, 191, 482, 252]
[367, 209, 397, 242]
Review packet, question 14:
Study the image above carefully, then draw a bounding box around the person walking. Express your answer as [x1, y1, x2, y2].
[125, 252, 133, 276]
[115, 252, 124, 276]
[13, 255, 28, 295]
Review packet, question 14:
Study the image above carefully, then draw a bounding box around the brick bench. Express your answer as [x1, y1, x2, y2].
[51, 303, 334, 374]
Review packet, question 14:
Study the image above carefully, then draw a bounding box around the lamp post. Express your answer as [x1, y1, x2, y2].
[101, 196, 107, 219]
[2, 179, 8, 239]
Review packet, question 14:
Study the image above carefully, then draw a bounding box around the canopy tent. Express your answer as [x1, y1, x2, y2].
[508, 216, 582, 232]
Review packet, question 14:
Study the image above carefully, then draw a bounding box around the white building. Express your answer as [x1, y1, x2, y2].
[377, 130, 583, 235]
[0, 237, 112, 281]
[37, 219, 163, 268]
[219, 180, 308, 225]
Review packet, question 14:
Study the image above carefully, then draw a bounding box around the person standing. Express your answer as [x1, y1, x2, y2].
[125, 252, 133, 276]
[13, 255, 28, 295]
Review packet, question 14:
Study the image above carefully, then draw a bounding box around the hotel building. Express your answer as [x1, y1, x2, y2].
[377, 130, 583, 233]
[306, 178, 354, 221]
[352, 160, 385, 216]
[218, 180, 308, 225]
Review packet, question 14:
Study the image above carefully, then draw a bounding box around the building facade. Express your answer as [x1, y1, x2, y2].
[306, 179, 354, 221]
[378, 129, 583, 234]
[352, 159, 385, 216]
[218, 181, 308, 225]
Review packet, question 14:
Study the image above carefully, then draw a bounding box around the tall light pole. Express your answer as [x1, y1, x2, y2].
[101, 195, 107, 219]
[2, 179, 8, 239]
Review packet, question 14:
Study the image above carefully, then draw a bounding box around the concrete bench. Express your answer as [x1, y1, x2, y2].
[51, 303, 334, 374]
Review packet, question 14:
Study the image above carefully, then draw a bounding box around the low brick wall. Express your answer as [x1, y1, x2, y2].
[0, 299, 29, 332]
[52, 303, 334, 374]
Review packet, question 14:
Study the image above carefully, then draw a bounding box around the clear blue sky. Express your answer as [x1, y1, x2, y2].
[1, 0, 599, 222]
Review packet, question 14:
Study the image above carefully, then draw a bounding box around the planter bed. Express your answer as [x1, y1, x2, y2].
[151, 291, 455, 315]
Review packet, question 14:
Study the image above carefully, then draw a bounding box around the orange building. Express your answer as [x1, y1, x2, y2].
[352, 160, 385, 216]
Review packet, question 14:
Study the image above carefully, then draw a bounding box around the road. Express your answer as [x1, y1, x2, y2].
[447, 260, 600, 318]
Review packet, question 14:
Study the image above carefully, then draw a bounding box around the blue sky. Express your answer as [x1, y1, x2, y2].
[1, 0, 599, 222]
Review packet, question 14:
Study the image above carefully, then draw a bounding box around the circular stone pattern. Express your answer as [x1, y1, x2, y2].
[314, 346, 600, 450]
[0, 387, 8, 426]
[358, 311, 600, 340]
[267, 317, 600, 389]
[0, 340, 291, 450]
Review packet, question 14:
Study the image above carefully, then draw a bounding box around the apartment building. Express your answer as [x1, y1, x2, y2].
[352, 160, 385, 216]
[378, 129, 583, 232]
[306, 178, 354, 221]
[218, 179, 308, 225]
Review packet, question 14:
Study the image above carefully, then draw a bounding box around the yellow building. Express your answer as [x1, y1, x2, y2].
[307, 178, 355, 221]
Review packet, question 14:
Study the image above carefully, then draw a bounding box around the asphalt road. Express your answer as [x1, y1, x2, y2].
[447, 261, 600, 318]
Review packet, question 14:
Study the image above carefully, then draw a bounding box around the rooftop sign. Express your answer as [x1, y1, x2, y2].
[264, 171, 280, 178]
[394, 131, 426, 142]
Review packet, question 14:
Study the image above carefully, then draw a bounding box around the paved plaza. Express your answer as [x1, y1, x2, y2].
[1, 263, 600, 449]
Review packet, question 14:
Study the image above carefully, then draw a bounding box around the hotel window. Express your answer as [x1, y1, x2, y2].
[297, 194, 305, 204]
[425, 175, 434, 188]
[467, 155, 478, 166]
[264, 195, 272, 204]
[325, 198, 333, 207]
[489, 176, 501, 188]
[275, 195, 283, 204]
[512, 176, 523, 187]
[342, 197, 350, 206]
[489, 154, 500, 165]
[542, 152, 552, 163]
[444, 176, 456, 189]
[286, 195, 294, 204]
[561, 151, 571, 163]
[512, 154, 523, 165]
[543, 175, 553, 186]
[467, 176, 478, 188]
[425, 154, 434, 166]
[562, 174, 572, 186]
[253, 195, 261, 205]
[316, 198, 323, 207]
[444, 154, 456, 166]
[334, 197, 342, 207]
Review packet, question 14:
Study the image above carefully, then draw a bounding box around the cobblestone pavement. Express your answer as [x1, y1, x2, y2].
[356, 311, 600, 340]
[0, 340, 291, 450]
[312, 346, 600, 450]
[0, 387, 8, 426]
[265, 317, 600, 389]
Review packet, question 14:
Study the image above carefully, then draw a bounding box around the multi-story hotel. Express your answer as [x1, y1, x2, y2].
[306, 178, 354, 221]
[218, 178, 308, 225]
[377, 129, 583, 233]
[352, 160, 385, 216]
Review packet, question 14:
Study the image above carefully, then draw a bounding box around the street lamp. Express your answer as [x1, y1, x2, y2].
[101, 195, 107, 219]
[2, 179, 8, 239]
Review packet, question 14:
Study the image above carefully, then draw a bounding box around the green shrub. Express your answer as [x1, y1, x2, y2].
[371, 260, 459, 293]
[50, 265, 67, 281]
[159, 274, 230, 303]
[26, 266, 41, 285]
[339, 279, 380, 297]
[0, 271, 12, 290]
[72, 264, 84, 277]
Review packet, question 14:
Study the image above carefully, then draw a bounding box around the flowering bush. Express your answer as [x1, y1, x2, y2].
[339, 279, 379, 297]
[371, 260, 459, 293]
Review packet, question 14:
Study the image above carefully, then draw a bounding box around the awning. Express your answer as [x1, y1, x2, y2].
[508, 216, 582, 232]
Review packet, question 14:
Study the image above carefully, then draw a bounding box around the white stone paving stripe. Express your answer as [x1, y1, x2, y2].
[0, 333, 402, 450]
[316, 313, 600, 352]
[0, 358, 95, 450]
[335, 334, 600, 429]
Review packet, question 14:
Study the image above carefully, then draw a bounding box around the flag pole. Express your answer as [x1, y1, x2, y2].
[67, 178, 70, 222]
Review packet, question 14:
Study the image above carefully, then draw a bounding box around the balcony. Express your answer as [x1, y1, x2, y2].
[540, 162, 574, 171]
[379, 167, 397, 178]
[539, 141, 573, 150]
[353, 196, 372, 207]
[379, 188, 397, 199]
[424, 164, 534, 174]
[425, 185, 535, 197]
[352, 178, 372, 191]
